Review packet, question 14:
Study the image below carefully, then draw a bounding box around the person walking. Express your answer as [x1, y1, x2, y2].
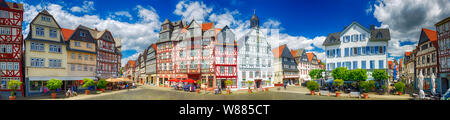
[283, 81, 287, 90]
[126, 84, 129, 91]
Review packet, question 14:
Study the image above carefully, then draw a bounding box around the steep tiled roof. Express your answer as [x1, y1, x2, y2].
[370, 29, 391, 41]
[423, 28, 437, 42]
[322, 32, 341, 46]
[272, 45, 286, 58]
[405, 52, 412, 56]
[388, 61, 393, 69]
[127, 60, 136, 68]
[290, 50, 298, 57]
[202, 23, 214, 31]
[306, 52, 314, 63]
[61, 28, 75, 41]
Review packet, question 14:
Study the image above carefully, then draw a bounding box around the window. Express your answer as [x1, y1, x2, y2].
[353, 61, 358, 69]
[31, 58, 45, 67]
[49, 45, 61, 53]
[370, 60, 375, 69]
[366, 46, 370, 55]
[361, 61, 366, 69]
[0, 10, 8, 18]
[345, 48, 349, 57]
[41, 16, 50, 22]
[85, 55, 88, 60]
[30, 42, 45, 51]
[353, 48, 357, 56]
[78, 54, 82, 60]
[0, 27, 11, 35]
[0, 62, 5, 70]
[77, 65, 82, 71]
[7, 62, 12, 70]
[71, 64, 75, 71]
[49, 59, 61, 68]
[336, 48, 341, 57]
[84, 65, 88, 71]
[14, 62, 19, 70]
[72, 53, 76, 59]
[6, 45, 11, 53]
[36, 26, 45, 36]
[337, 62, 341, 68]
[75, 42, 81, 47]
[228, 66, 233, 74]
[357, 47, 361, 55]
[49, 29, 57, 38]
[379, 60, 384, 69]
[87, 43, 92, 48]
[80, 32, 87, 37]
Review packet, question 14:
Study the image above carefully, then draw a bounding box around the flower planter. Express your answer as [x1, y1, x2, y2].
[98, 89, 105, 93]
[227, 89, 231, 94]
[398, 91, 402, 95]
[85, 90, 90, 95]
[196, 89, 200, 94]
[310, 91, 315, 96]
[9, 96, 16, 100]
[265, 88, 269, 92]
[248, 89, 252, 93]
[336, 92, 341, 97]
[51, 93, 57, 99]
[363, 93, 369, 99]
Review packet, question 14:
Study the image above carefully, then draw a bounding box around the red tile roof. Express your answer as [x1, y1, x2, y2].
[290, 50, 298, 57]
[388, 61, 393, 69]
[405, 52, 412, 56]
[61, 28, 75, 41]
[152, 43, 157, 50]
[423, 28, 437, 42]
[202, 23, 214, 31]
[306, 52, 314, 63]
[272, 45, 286, 58]
[127, 60, 136, 68]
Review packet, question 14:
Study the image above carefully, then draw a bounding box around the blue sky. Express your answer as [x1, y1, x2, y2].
[17, 0, 450, 65]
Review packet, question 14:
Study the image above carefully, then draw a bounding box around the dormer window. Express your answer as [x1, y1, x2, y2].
[376, 32, 383, 38]
[80, 32, 87, 37]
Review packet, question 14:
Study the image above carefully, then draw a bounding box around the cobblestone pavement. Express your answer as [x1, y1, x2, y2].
[5, 85, 411, 100]
[73, 85, 409, 100]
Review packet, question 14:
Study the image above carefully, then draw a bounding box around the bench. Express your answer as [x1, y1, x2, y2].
[319, 91, 330, 96]
[348, 92, 361, 98]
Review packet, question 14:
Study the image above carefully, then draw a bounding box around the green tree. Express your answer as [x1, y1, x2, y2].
[47, 79, 63, 93]
[97, 79, 108, 89]
[82, 78, 96, 89]
[306, 81, 319, 91]
[395, 82, 406, 92]
[372, 69, 388, 88]
[332, 67, 351, 80]
[351, 69, 368, 82]
[309, 69, 325, 80]
[333, 79, 344, 92]
[7, 80, 22, 97]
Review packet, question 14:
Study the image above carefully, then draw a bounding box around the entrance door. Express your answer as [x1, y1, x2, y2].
[443, 78, 449, 93]
[255, 80, 261, 88]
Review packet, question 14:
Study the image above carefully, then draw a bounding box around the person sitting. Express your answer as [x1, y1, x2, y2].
[65, 89, 72, 97]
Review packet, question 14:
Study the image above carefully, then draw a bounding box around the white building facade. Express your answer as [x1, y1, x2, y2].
[237, 13, 274, 89]
[323, 22, 390, 78]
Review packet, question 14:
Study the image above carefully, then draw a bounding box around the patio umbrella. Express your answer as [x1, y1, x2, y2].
[182, 79, 196, 83]
[418, 70, 425, 99]
[168, 79, 180, 82]
[431, 73, 436, 95]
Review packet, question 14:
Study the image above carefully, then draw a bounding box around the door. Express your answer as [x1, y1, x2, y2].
[443, 78, 449, 93]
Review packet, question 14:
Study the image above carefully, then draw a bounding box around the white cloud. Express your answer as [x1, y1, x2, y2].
[174, 0, 212, 23]
[208, 9, 240, 28]
[70, 1, 95, 13]
[370, 0, 450, 56]
[114, 11, 133, 20]
[23, 3, 161, 67]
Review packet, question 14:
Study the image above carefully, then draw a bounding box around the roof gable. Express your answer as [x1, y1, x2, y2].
[339, 22, 370, 36]
[61, 28, 75, 41]
[30, 10, 62, 29]
[419, 28, 437, 45]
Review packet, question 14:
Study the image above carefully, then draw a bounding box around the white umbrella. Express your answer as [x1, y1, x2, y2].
[431, 73, 436, 95]
[418, 70, 425, 99]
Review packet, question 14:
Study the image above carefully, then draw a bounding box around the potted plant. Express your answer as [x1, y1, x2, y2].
[225, 80, 233, 94]
[360, 81, 370, 99]
[82, 78, 95, 95]
[333, 79, 344, 97]
[196, 80, 202, 94]
[247, 81, 254, 93]
[306, 81, 319, 96]
[265, 80, 271, 92]
[7, 80, 22, 100]
[47, 78, 63, 99]
[395, 81, 405, 95]
[97, 79, 107, 93]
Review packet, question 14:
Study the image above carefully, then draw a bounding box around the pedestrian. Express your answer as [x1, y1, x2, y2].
[126, 84, 129, 91]
[132, 82, 135, 88]
[283, 81, 287, 90]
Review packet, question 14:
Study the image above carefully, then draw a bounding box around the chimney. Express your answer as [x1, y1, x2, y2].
[370, 24, 375, 31]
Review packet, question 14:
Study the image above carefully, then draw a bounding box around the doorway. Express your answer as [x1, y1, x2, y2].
[255, 79, 261, 88]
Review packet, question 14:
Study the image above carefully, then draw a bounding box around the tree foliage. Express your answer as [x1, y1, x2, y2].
[351, 69, 368, 82]
[395, 82, 406, 92]
[47, 79, 63, 91]
[332, 67, 351, 80]
[309, 69, 325, 80]
[97, 79, 108, 89]
[82, 78, 96, 88]
[372, 69, 388, 81]
[306, 81, 319, 91]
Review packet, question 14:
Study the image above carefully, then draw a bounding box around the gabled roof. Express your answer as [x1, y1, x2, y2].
[290, 50, 298, 57]
[322, 32, 341, 46]
[202, 23, 214, 31]
[61, 28, 75, 41]
[272, 45, 286, 58]
[0, 0, 23, 10]
[127, 60, 136, 68]
[370, 28, 391, 41]
[306, 52, 315, 64]
[339, 22, 371, 36]
[30, 10, 62, 29]
[423, 28, 437, 42]
[418, 28, 437, 45]
[405, 52, 412, 56]
[435, 16, 450, 26]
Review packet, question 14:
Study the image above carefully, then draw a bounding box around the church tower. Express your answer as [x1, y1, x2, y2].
[250, 9, 259, 29]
